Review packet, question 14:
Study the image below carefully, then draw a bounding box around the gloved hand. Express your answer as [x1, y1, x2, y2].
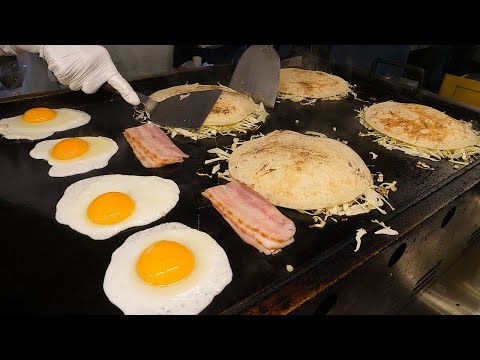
[0, 45, 140, 105]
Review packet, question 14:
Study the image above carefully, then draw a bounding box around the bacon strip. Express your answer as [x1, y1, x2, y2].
[124, 131, 161, 168]
[202, 180, 296, 255]
[139, 123, 187, 159]
[123, 123, 188, 168]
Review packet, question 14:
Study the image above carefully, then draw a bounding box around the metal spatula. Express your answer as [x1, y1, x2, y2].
[229, 45, 280, 108]
[102, 83, 222, 130]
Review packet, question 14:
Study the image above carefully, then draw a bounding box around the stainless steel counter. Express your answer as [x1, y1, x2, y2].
[401, 241, 480, 315]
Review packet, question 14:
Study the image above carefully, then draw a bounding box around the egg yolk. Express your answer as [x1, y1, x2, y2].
[22, 107, 57, 123]
[87, 192, 135, 225]
[136, 241, 195, 286]
[51, 138, 89, 160]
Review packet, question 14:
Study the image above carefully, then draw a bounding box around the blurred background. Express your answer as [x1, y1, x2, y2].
[2, 44, 480, 108]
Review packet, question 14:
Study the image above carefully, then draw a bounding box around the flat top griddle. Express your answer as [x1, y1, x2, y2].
[1, 65, 479, 315]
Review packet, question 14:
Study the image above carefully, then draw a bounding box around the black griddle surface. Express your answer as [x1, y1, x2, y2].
[1, 66, 479, 314]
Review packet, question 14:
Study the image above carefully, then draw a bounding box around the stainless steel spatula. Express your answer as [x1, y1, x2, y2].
[103, 83, 222, 130]
[229, 45, 280, 108]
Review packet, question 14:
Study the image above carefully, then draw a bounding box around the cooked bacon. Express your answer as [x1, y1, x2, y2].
[123, 123, 188, 168]
[207, 193, 292, 250]
[139, 123, 187, 159]
[124, 131, 169, 168]
[124, 133, 151, 167]
[224, 217, 280, 255]
[202, 180, 296, 255]
[125, 123, 188, 162]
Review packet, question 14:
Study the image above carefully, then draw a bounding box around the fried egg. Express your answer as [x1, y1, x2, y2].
[0, 107, 91, 140]
[103, 222, 233, 315]
[55, 174, 179, 240]
[29, 136, 119, 177]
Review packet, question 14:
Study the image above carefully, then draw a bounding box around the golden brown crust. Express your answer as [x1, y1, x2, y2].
[278, 68, 352, 100]
[364, 101, 479, 150]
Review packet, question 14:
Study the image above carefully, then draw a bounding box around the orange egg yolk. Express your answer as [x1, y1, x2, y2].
[87, 192, 135, 225]
[22, 107, 57, 123]
[136, 241, 195, 286]
[50, 138, 89, 160]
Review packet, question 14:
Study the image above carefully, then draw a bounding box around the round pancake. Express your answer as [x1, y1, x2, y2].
[363, 101, 479, 150]
[278, 68, 351, 100]
[149, 84, 258, 126]
[229, 130, 372, 210]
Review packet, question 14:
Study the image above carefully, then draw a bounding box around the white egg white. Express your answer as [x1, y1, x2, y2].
[103, 222, 233, 315]
[0, 108, 91, 140]
[55, 174, 180, 240]
[29, 136, 119, 177]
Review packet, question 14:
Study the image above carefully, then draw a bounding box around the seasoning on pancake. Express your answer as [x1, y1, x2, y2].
[201, 130, 397, 228]
[358, 101, 480, 164]
[278, 68, 355, 105]
[146, 83, 268, 140]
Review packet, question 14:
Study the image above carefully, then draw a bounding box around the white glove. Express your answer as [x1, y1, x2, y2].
[0, 45, 140, 105]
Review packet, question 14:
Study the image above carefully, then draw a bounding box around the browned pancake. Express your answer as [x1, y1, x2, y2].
[363, 101, 479, 150]
[148, 84, 269, 139]
[278, 68, 352, 101]
[229, 130, 372, 210]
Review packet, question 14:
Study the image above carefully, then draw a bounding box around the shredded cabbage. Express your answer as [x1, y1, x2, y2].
[164, 101, 268, 140]
[133, 106, 150, 123]
[299, 185, 395, 228]
[371, 219, 399, 235]
[305, 131, 328, 138]
[355, 228, 367, 252]
[377, 172, 384, 182]
[375, 227, 399, 236]
[357, 107, 480, 164]
[278, 82, 357, 104]
[216, 168, 233, 181]
[380, 180, 397, 192]
[416, 161, 434, 170]
[201, 134, 267, 182]
[196, 171, 212, 178]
